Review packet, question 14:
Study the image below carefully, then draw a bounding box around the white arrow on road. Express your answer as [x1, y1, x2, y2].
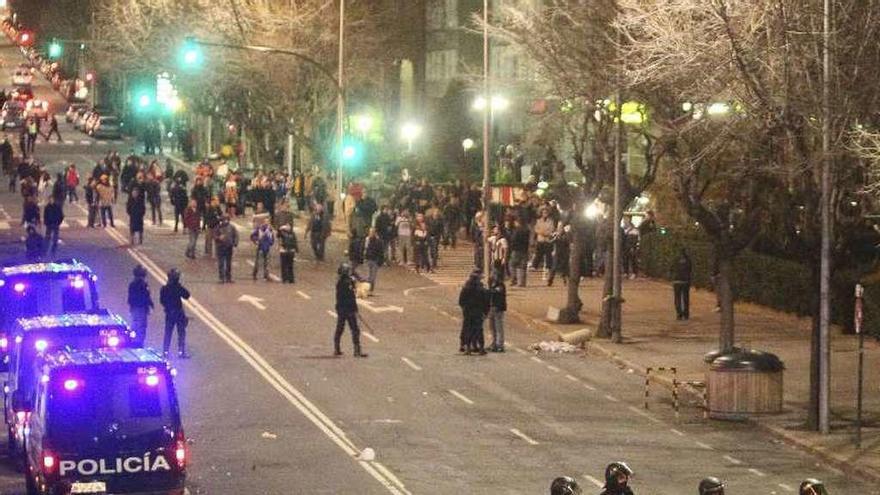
[238, 294, 266, 310]
[357, 299, 403, 314]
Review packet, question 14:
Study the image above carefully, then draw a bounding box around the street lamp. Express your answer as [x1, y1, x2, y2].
[462, 138, 475, 151]
[401, 122, 422, 152]
[472, 95, 509, 112]
[355, 114, 374, 136]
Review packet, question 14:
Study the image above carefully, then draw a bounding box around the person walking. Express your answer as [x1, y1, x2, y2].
[183, 199, 201, 259]
[126, 187, 146, 245]
[170, 180, 188, 233]
[547, 223, 571, 287]
[127, 265, 153, 346]
[412, 214, 430, 274]
[394, 209, 412, 265]
[203, 196, 223, 257]
[671, 248, 693, 320]
[509, 218, 530, 287]
[459, 271, 489, 355]
[65, 164, 79, 203]
[159, 268, 191, 358]
[96, 174, 115, 227]
[146, 174, 163, 226]
[84, 178, 98, 228]
[250, 217, 274, 280]
[489, 225, 509, 282]
[43, 196, 64, 256]
[278, 224, 298, 283]
[532, 208, 556, 271]
[25, 118, 38, 155]
[363, 227, 384, 295]
[44, 115, 62, 142]
[427, 209, 443, 269]
[305, 205, 329, 261]
[214, 214, 239, 283]
[488, 276, 507, 352]
[334, 263, 367, 357]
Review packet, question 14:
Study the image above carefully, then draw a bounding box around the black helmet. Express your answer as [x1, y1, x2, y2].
[337, 262, 352, 277]
[550, 476, 582, 495]
[699, 477, 725, 495]
[167, 268, 181, 282]
[604, 462, 633, 488]
[132, 264, 147, 279]
[800, 479, 829, 495]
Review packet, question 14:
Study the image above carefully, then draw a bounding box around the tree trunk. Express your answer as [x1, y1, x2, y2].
[559, 222, 585, 323]
[598, 250, 614, 338]
[716, 256, 736, 353]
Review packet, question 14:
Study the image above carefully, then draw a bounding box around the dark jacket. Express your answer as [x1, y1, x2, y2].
[489, 283, 507, 312]
[170, 185, 188, 211]
[375, 212, 395, 241]
[159, 282, 190, 314]
[43, 203, 64, 228]
[364, 235, 385, 263]
[204, 205, 223, 229]
[459, 281, 490, 317]
[510, 226, 531, 253]
[22, 202, 40, 225]
[335, 275, 358, 314]
[671, 255, 692, 284]
[127, 196, 146, 231]
[278, 228, 298, 253]
[127, 278, 153, 310]
[214, 222, 239, 251]
[191, 184, 209, 210]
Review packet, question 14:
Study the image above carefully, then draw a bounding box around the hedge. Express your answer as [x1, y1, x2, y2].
[640, 230, 880, 337]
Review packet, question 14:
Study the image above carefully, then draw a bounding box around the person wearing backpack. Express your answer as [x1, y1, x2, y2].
[251, 217, 275, 281]
[214, 215, 239, 283]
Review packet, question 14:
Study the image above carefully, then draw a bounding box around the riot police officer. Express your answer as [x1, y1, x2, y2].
[159, 268, 191, 358]
[800, 479, 828, 495]
[600, 462, 634, 495]
[699, 477, 724, 495]
[550, 476, 582, 495]
[334, 263, 367, 358]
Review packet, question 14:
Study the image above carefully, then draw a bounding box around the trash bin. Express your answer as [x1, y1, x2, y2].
[707, 349, 784, 420]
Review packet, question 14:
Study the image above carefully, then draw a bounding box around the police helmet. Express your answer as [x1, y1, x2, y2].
[604, 461, 633, 488]
[133, 264, 147, 279]
[167, 268, 181, 282]
[337, 262, 352, 277]
[800, 479, 829, 495]
[550, 476, 582, 495]
[699, 477, 725, 495]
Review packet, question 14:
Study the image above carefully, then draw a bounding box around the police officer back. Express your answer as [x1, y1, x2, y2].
[334, 263, 367, 357]
[550, 476, 582, 495]
[160, 268, 191, 358]
[699, 477, 724, 495]
[600, 462, 634, 495]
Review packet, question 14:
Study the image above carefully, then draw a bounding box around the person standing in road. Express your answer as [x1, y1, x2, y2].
[394, 209, 412, 265]
[305, 205, 329, 261]
[96, 174, 115, 227]
[532, 207, 556, 271]
[84, 178, 98, 228]
[183, 199, 201, 259]
[25, 118, 38, 155]
[600, 462, 634, 495]
[44, 115, 62, 142]
[214, 214, 239, 283]
[24, 224, 44, 261]
[250, 217, 274, 280]
[1, 135, 13, 191]
[170, 179, 188, 233]
[363, 227, 384, 295]
[127, 265, 153, 346]
[334, 263, 367, 358]
[278, 224, 298, 283]
[412, 214, 430, 274]
[22, 194, 40, 227]
[43, 196, 64, 256]
[65, 164, 80, 203]
[487, 276, 507, 352]
[126, 187, 146, 245]
[509, 218, 530, 287]
[671, 248, 692, 321]
[159, 268, 191, 359]
[458, 271, 489, 355]
[203, 196, 223, 257]
[191, 177, 209, 229]
[18, 129, 27, 158]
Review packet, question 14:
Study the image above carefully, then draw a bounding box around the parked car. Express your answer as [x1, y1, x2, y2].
[89, 115, 123, 140]
[1, 101, 26, 130]
[66, 103, 88, 123]
[11, 69, 32, 87]
[74, 109, 94, 131]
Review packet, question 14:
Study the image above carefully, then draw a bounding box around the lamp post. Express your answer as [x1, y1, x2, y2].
[337, 0, 345, 202]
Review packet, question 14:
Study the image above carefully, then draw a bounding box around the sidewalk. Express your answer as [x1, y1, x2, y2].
[504, 274, 880, 481]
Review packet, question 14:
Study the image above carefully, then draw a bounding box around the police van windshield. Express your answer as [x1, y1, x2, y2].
[0, 276, 97, 327]
[46, 369, 176, 452]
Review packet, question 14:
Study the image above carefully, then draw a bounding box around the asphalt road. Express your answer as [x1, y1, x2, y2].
[0, 37, 875, 495]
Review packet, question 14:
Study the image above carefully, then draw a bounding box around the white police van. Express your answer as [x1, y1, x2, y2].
[24, 348, 187, 495]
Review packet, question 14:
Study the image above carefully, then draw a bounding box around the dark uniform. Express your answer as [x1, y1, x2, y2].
[278, 225, 298, 283]
[334, 265, 367, 357]
[458, 273, 489, 354]
[159, 270, 190, 358]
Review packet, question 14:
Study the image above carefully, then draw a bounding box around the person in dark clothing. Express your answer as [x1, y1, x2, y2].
[191, 177, 209, 228]
[127, 187, 146, 245]
[24, 224, 43, 261]
[334, 263, 367, 357]
[600, 462, 635, 495]
[375, 206, 395, 265]
[363, 227, 384, 294]
[170, 180, 188, 233]
[203, 196, 223, 257]
[548, 224, 571, 287]
[278, 224, 298, 283]
[159, 268, 191, 358]
[0, 136, 13, 191]
[488, 276, 507, 352]
[305, 206, 330, 261]
[43, 197, 64, 255]
[127, 265, 153, 346]
[22, 195, 40, 226]
[214, 215, 239, 283]
[458, 271, 490, 355]
[44, 115, 62, 142]
[509, 219, 531, 287]
[671, 248, 693, 320]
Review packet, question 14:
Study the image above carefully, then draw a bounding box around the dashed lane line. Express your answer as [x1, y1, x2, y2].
[604, 394, 619, 403]
[582, 475, 604, 488]
[509, 428, 539, 446]
[778, 483, 795, 492]
[297, 290, 312, 300]
[98, 225, 411, 494]
[748, 468, 767, 477]
[582, 383, 596, 392]
[627, 405, 663, 424]
[694, 441, 714, 450]
[448, 389, 474, 405]
[327, 310, 338, 318]
[565, 374, 579, 382]
[530, 356, 544, 364]
[670, 428, 686, 437]
[723, 455, 743, 465]
[546, 365, 561, 373]
[362, 331, 380, 343]
[400, 357, 422, 371]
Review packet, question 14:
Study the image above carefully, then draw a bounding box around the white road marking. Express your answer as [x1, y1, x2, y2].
[98, 226, 410, 494]
[402, 285, 439, 296]
[695, 441, 713, 450]
[723, 455, 743, 465]
[237, 294, 266, 310]
[448, 389, 474, 405]
[327, 310, 338, 318]
[530, 356, 544, 364]
[546, 365, 561, 373]
[509, 428, 539, 445]
[748, 468, 766, 477]
[583, 475, 604, 488]
[582, 383, 596, 392]
[627, 405, 663, 424]
[296, 290, 312, 300]
[778, 483, 795, 492]
[670, 428, 686, 436]
[400, 357, 422, 371]
[565, 374, 579, 382]
[358, 299, 404, 313]
[604, 394, 619, 402]
[512, 347, 528, 355]
[362, 331, 380, 343]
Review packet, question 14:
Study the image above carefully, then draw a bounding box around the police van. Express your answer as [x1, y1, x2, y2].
[24, 348, 187, 495]
[5, 311, 137, 456]
[0, 261, 101, 371]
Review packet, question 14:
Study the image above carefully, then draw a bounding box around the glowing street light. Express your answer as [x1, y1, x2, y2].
[354, 114, 374, 135]
[462, 138, 475, 151]
[472, 95, 509, 112]
[400, 122, 422, 152]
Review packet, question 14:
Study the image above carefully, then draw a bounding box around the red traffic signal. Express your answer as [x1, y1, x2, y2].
[18, 31, 34, 46]
[85, 72, 95, 82]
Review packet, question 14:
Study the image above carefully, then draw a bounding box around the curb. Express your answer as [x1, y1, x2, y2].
[508, 307, 880, 484]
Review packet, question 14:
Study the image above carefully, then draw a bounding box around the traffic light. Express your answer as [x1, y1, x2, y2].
[47, 40, 62, 59]
[132, 86, 156, 115]
[18, 31, 34, 46]
[179, 37, 203, 70]
[339, 138, 364, 168]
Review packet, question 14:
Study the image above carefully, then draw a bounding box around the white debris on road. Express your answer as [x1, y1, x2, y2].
[529, 341, 580, 353]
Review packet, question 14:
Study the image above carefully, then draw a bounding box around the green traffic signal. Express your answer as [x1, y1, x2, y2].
[179, 37, 203, 69]
[47, 40, 62, 59]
